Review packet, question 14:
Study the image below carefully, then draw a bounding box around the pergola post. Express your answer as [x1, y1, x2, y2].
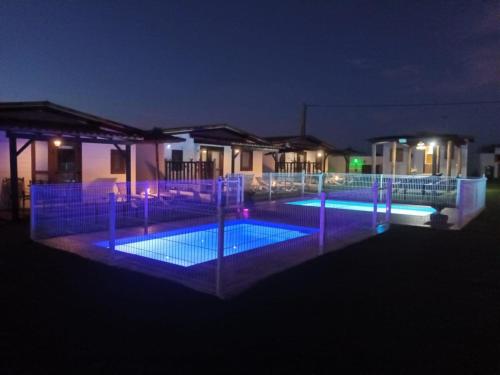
[231, 147, 239, 174]
[431, 146, 437, 175]
[125, 144, 132, 198]
[371, 143, 377, 174]
[435, 144, 441, 174]
[407, 146, 412, 174]
[8, 135, 19, 221]
[391, 141, 397, 175]
[456, 145, 462, 177]
[446, 140, 452, 177]
[462, 144, 468, 177]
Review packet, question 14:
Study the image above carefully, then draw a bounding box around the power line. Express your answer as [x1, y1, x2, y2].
[306, 99, 500, 109]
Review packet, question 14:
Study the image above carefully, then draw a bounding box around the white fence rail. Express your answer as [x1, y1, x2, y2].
[231, 172, 459, 208]
[31, 176, 392, 298]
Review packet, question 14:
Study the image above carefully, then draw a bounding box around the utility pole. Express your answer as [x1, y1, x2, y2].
[299, 103, 308, 137]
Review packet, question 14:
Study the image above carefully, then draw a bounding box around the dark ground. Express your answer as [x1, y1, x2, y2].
[1, 182, 500, 375]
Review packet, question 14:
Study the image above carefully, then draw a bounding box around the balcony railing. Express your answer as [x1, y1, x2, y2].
[165, 160, 215, 180]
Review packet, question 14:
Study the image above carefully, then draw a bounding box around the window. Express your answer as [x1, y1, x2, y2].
[240, 149, 253, 171]
[171, 149, 183, 162]
[396, 148, 404, 162]
[110, 149, 126, 174]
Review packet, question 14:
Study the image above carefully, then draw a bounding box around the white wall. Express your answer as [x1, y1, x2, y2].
[380, 143, 470, 176]
[136, 143, 164, 182]
[480, 153, 499, 178]
[164, 134, 267, 177]
[81, 143, 136, 186]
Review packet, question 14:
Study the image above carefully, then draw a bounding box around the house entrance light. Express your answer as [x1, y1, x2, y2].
[416, 141, 426, 150]
[53, 138, 62, 147]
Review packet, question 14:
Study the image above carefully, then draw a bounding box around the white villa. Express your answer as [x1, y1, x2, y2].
[158, 124, 277, 179]
[369, 133, 473, 176]
[0, 101, 182, 219]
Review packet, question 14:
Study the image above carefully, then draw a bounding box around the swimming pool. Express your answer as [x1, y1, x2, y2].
[287, 199, 436, 216]
[97, 219, 317, 267]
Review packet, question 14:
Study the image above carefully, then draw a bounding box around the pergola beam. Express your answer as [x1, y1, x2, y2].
[16, 139, 33, 157]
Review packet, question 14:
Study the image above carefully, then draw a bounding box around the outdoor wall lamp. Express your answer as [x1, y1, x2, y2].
[416, 141, 426, 150]
[53, 138, 62, 147]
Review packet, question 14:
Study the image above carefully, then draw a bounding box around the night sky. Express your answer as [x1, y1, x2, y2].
[1, 0, 499, 152]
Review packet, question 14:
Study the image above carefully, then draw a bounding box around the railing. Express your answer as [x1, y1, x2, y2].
[165, 160, 214, 180]
[323, 173, 459, 208]
[275, 161, 322, 174]
[30, 178, 241, 240]
[231, 172, 460, 208]
[30, 176, 391, 298]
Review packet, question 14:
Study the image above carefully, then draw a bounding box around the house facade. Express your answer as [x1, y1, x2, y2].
[479, 145, 500, 178]
[369, 133, 473, 176]
[265, 135, 340, 173]
[0, 101, 181, 218]
[157, 124, 276, 180]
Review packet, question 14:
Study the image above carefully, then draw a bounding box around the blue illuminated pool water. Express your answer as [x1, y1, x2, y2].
[287, 199, 436, 216]
[97, 219, 317, 267]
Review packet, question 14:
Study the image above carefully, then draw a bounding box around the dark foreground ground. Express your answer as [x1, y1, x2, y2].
[1, 182, 500, 374]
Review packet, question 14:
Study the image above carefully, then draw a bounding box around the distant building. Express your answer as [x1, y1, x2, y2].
[368, 133, 473, 176]
[479, 145, 500, 179]
[159, 124, 275, 179]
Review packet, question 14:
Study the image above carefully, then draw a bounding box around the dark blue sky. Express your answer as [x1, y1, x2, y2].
[1, 0, 499, 151]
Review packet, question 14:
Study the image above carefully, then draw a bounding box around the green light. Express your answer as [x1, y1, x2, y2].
[349, 157, 364, 170]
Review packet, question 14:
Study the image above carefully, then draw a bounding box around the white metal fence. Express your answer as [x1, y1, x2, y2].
[31, 177, 391, 298]
[456, 177, 487, 228]
[232, 172, 460, 208]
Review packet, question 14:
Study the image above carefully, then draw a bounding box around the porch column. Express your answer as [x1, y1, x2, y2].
[125, 144, 131, 197]
[8, 135, 19, 220]
[231, 147, 239, 174]
[456, 145, 462, 177]
[446, 140, 452, 177]
[431, 145, 437, 175]
[391, 141, 397, 175]
[371, 144, 377, 174]
[435, 144, 441, 174]
[462, 144, 468, 177]
[407, 146, 412, 174]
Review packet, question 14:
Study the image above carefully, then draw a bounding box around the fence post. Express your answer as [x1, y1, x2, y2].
[144, 183, 149, 235]
[109, 192, 116, 251]
[385, 178, 392, 224]
[379, 173, 384, 201]
[318, 173, 324, 194]
[236, 175, 241, 206]
[372, 180, 379, 230]
[30, 185, 36, 240]
[268, 173, 273, 201]
[216, 176, 225, 298]
[319, 191, 326, 254]
[301, 171, 305, 196]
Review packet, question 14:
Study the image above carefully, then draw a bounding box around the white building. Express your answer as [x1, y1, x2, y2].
[479, 145, 500, 178]
[0, 101, 181, 218]
[158, 124, 277, 180]
[369, 133, 473, 176]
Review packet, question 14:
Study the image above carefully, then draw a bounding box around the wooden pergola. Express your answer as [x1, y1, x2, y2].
[0, 101, 180, 220]
[265, 134, 341, 173]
